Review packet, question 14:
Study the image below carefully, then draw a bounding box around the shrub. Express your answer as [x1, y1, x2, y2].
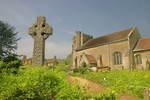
[0, 56, 22, 72]
[0, 66, 118, 99]
[0, 66, 87, 99]
[79, 67, 90, 74]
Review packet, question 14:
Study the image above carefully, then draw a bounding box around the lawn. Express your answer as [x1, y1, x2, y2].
[70, 70, 150, 99]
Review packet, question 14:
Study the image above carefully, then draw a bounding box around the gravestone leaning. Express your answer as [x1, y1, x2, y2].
[28, 16, 53, 66]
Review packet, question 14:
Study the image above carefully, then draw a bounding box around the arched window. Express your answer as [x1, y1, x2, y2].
[135, 54, 142, 64]
[113, 52, 122, 65]
[74, 57, 77, 68]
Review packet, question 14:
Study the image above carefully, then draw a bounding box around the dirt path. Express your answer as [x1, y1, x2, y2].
[66, 76, 104, 94]
[66, 76, 142, 100]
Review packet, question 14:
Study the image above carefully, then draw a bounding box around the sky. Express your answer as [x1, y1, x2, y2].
[0, 0, 150, 59]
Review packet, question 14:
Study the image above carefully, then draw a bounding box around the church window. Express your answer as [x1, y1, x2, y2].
[135, 54, 142, 64]
[113, 52, 122, 65]
[97, 55, 102, 61]
[79, 55, 82, 62]
[74, 57, 77, 68]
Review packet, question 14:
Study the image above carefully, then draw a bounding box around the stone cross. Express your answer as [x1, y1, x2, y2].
[28, 16, 53, 66]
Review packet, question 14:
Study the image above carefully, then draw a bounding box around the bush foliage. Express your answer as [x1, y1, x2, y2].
[0, 56, 22, 71]
[0, 66, 117, 100]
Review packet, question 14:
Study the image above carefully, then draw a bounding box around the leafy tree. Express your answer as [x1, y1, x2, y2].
[0, 20, 20, 60]
[58, 54, 71, 65]
[0, 56, 22, 72]
[4, 56, 22, 68]
[57, 54, 71, 71]
[65, 54, 71, 65]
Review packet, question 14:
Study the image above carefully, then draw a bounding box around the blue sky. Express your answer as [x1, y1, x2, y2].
[0, 0, 150, 59]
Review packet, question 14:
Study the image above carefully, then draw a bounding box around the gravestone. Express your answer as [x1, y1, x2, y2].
[28, 16, 53, 66]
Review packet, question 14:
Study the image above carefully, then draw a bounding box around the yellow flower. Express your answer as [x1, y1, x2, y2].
[144, 75, 148, 79]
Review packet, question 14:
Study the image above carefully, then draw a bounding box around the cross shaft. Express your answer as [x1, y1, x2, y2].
[28, 16, 53, 66]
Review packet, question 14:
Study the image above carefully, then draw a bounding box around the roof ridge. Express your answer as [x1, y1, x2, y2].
[134, 37, 150, 52]
[94, 27, 135, 40]
[76, 27, 135, 51]
[128, 26, 136, 37]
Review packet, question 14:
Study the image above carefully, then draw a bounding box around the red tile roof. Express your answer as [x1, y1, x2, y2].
[134, 38, 150, 52]
[76, 27, 135, 51]
[85, 54, 97, 64]
[47, 58, 56, 63]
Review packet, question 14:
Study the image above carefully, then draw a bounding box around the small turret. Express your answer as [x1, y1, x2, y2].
[72, 31, 93, 51]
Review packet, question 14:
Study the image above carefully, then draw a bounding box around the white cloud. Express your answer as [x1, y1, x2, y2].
[0, 0, 36, 29]
[0, 0, 72, 59]
[45, 41, 72, 59]
[16, 37, 72, 59]
[16, 37, 33, 58]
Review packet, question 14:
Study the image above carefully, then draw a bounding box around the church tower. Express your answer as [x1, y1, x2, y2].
[72, 31, 93, 51]
[71, 31, 93, 68]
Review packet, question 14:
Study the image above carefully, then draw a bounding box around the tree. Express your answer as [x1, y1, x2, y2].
[57, 54, 71, 66]
[56, 54, 71, 72]
[0, 56, 22, 71]
[0, 21, 20, 60]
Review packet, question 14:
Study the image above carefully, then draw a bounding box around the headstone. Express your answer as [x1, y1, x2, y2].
[28, 16, 53, 66]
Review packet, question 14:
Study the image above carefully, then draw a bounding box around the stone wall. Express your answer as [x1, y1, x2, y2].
[72, 31, 93, 51]
[108, 40, 129, 69]
[71, 27, 143, 70]
[134, 50, 150, 70]
[128, 27, 141, 69]
[73, 40, 131, 70]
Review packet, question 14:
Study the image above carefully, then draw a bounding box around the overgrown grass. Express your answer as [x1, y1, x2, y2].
[70, 70, 150, 98]
[0, 66, 117, 100]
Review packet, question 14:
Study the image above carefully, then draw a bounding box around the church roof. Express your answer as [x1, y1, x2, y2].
[85, 54, 97, 64]
[47, 58, 57, 63]
[133, 38, 150, 52]
[76, 27, 135, 51]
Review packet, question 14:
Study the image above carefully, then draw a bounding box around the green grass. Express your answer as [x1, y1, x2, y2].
[1, 65, 149, 99]
[70, 70, 150, 98]
[0, 66, 117, 100]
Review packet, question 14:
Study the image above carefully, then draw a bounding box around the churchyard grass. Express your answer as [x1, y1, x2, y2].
[0, 66, 116, 100]
[1, 65, 149, 99]
[70, 70, 150, 99]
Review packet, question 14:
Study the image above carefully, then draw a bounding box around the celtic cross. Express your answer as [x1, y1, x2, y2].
[28, 16, 53, 66]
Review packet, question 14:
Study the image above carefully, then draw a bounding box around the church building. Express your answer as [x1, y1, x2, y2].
[71, 27, 150, 70]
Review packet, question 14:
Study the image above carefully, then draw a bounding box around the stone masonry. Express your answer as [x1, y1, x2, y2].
[72, 31, 93, 51]
[71, 27, 149, 70]
[28, 16, 53, 66]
